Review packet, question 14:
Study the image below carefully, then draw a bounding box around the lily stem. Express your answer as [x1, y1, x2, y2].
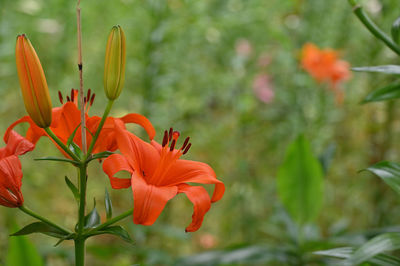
[85, 100, 114, 159]
[76, 163, 87, 266]
[87, 208, 133, 235]
[44, 127, 80, 162]
[348, 0, 400, 56]
[19, 205, 71, 235]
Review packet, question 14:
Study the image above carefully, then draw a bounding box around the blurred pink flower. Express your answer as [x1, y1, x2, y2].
[252, 73, 274, 103]
[235, 39, 252, 57]
[199, 233, 218, 249]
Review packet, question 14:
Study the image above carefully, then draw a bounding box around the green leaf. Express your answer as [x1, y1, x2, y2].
[65, 176, 80, 202]
[352, 65, 400, 74]
[88, 151, 114, 162]
[346, 233, 400, 265]
[361, 83, 400, 103]
[277, 134, 324, 224]
[66, 123, 81, 147]
[84, 200, 101, 229]
[89, 226, 134, 244]
[318, 143, 336, 175]
[314, 247, 400, 266]
[104, 188, 113, 220]
[392, 17, 400, 45]
[69, 142, 83, 159]
[34, 156, 78, 165]
[10, 222, 67, 238]
[54, 233, 76, 247]
[363, 161, 400, 196]
[7, 224, 44, 266]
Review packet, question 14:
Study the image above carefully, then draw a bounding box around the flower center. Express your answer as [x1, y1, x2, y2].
[58, 89, 95, 113]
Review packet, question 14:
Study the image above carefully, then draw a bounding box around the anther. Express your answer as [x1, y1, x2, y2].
[71, 89, 75, 102]
[181, 137, 190, 150]
[183, 143, 191, 155]
[58, 91, 63, 104]
[84, 96, 87, 103]
[168, 128, 173, 142]
[66, 96, 71, 102]
[170, 139, 176, 151]
[90, 94, 95, 106]
[162, 130, 168, 147]
[87, 89, 91, 102]
[172, 131, 180, 141]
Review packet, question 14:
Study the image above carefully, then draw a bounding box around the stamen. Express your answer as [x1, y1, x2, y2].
[90, 94, 95, 106]
[84, 96, 87, 103]
[181, 137, 190, 150]
[183, 143, 191, 155]
[87, 89, 91, 102]
[162, 130, 168, 147]
[170, 139, 176, 151]
[172, 131, 180, 141]
[168, 128, 173, 142]
[58, 91, 63, 104]
[71, 89, 75, 102]
[66, 96, 71, 102]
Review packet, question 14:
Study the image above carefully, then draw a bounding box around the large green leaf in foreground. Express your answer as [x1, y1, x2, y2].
[277, 135, 324, 224]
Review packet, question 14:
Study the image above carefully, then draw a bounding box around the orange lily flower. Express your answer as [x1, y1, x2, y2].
[301, 43, 351, 104]
[0, 130, 34, 207]
[5, 89, 155, 157]
[103, 120, 225, 232]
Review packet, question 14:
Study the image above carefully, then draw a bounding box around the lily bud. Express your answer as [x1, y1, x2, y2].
[15, 35, 52, 128]
[104, 25, 126, 100]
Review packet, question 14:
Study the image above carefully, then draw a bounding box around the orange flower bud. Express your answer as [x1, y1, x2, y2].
[104, 25, 126, 100]
[15, 34, 52, 128]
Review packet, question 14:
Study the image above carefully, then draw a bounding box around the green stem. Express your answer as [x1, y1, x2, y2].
[44, 127, 80, 162]
[74, 238, 85, 266]
[19, 205, 70, 235]
[87, 208, 133, 235]
[348, 0, 400, 56]
[85, 100, 114, 159]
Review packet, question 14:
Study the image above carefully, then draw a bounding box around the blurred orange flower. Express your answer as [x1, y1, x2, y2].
[301, 43, 351, 104]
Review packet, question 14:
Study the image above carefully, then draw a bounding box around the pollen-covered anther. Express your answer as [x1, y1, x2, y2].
[89, 94, 95, 106]
[183, 143, 191, 155]
[70, 88, 75, 102]
[168, 128, 173, 142]
[58, 91, 64, 104]
[162, 130, 168, 147]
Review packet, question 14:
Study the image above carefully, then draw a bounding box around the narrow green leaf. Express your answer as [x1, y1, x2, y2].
[392, 17, 400, 45]
[10, 222, 67, 238]
[7, 224, 44, 266]
[65, 176, 80, 202]
[346, 233, 400, 265]
[34, 156, 78, 165]
[277, 134, 324, 224]
[363, 161, 400, 196]
[105, 188, 113, 220]
[361, 83, 400, 103]
[66, 123, 81, 147]
[54, 233, 75, 247]
[352, 65, 400, 74]
[314, 247, 354, 259]
[89, 226, 133, 244]
[84, 201, 101, 229]
[69, 142, 83, 159]
[89, 151, 114, 162]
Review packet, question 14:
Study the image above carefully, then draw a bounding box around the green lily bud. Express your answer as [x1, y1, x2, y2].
[104, 25, 126, 100]
[392, 16, 400, 45]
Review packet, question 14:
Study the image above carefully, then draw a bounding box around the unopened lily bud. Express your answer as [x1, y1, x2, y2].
[15, 35, 52, 128]
[104, 25, 126, 100]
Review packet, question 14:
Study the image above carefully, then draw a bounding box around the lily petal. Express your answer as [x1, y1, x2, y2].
[0, 155, 24, 207]
[178, 184, 211, 232]
[131, 171, 178, 225]
[165, 159, 225, 202]
[120, 113, 156, 140]
[2, 130, 34, 157]
[102, 154, 133, 189]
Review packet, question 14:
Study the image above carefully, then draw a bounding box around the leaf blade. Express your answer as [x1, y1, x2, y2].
[352, 65, 400, 74]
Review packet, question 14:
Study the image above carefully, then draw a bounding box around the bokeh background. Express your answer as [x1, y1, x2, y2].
[1, 0, 400, 265]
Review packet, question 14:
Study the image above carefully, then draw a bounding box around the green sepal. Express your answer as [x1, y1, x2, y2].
[65, 176, 80, 202]
[105, 188, 113, 220]
[10, 222, 68, 239]
[352, 65, 400, 74]
[83, 200, 101, 229]
[87, 226, 133, 244]
[361, 83, 400, 103]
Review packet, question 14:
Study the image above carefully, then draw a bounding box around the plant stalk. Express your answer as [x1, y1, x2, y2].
[44, 128, 80, 161]
[75, 163, 88, 265]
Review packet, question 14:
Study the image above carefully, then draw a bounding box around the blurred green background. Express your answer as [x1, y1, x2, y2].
[1, 0, 400, 265]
